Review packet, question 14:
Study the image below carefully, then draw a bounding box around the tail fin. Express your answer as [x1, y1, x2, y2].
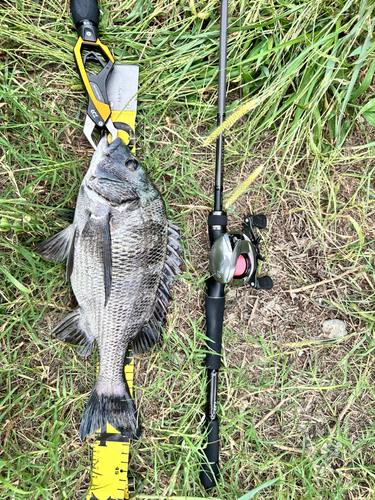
[79, 383, 139, 440]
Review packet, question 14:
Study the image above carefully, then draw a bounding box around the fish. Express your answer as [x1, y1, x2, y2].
[35, 137, 183, 440]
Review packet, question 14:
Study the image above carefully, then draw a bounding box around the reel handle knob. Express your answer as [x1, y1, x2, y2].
[256, 276, 273, 290]
[248, 214, 267, 229]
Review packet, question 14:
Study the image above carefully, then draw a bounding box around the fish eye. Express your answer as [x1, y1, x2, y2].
[125, 158, 139, 171]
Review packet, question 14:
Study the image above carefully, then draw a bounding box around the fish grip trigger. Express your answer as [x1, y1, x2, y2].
[209, 215, 273, 289]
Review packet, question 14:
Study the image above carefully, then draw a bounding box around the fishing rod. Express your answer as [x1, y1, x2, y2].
[200, 0, 273, 489]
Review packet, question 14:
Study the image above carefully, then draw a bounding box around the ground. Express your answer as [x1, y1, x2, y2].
[1, 0, 375, 499]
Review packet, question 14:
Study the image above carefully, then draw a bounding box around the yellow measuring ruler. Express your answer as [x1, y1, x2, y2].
[88, 350, 135, 500]
[88, 64, 139, 500]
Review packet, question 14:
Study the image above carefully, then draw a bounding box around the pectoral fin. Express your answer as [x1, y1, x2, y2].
[102, 217, 112, 306]
[34, 224, 75, 263]
[66, 227, 77, 282]
[82, 214, 112, 306]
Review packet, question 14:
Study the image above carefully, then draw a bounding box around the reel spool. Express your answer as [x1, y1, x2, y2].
[209, 215, 273, 290]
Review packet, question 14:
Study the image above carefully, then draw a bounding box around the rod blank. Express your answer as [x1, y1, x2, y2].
[213, 0, 228, 213]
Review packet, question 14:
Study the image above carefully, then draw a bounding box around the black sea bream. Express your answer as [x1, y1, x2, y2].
[35, 137, 183, 440]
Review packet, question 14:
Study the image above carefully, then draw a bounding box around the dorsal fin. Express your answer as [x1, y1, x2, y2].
[132, 220, 183, 354]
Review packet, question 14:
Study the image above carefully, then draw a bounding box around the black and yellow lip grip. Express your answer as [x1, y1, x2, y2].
[71, 0, 117, 149]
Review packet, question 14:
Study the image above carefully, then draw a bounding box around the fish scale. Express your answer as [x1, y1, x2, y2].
[35, 136, 183, 441]
[78, 199, 167, 404]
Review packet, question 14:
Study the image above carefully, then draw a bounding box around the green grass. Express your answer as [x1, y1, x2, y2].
[1, 0, 375, 498]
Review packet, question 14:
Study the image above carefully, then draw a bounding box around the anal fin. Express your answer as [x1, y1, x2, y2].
[51, 309, 94, 357]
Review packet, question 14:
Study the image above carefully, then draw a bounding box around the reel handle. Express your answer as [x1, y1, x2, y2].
[71, 0, 99, 40]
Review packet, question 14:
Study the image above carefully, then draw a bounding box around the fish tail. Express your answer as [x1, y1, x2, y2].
[79, 382, 139, 440]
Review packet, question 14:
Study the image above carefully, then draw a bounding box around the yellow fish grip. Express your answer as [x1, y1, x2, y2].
[73, 37, 114, 123]
[88, 349, 135, 500]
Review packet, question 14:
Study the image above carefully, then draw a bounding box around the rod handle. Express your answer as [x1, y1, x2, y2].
[200, 418, 219, 489]
[71, 0, 99, 30]
[205, 278, 225, 370]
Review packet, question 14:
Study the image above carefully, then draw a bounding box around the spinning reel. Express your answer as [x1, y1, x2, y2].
[209, 214, 273, 290]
